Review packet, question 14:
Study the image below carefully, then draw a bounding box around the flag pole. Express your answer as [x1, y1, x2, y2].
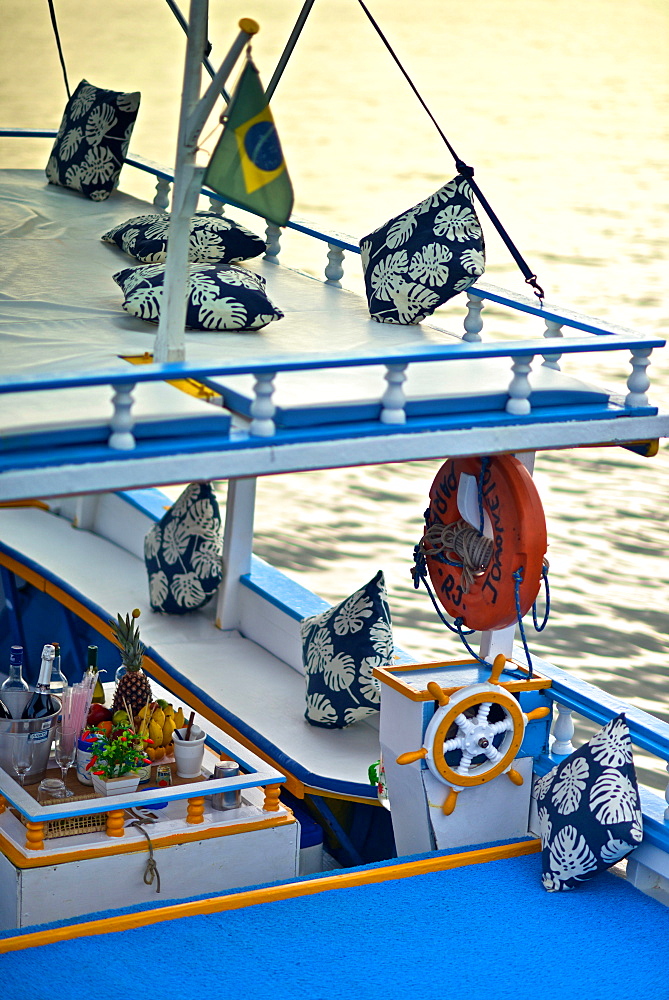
[154, 5, 259, 364]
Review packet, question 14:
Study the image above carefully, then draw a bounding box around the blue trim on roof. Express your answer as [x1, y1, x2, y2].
[115, 488, 173, 522]
[0, 400, 657, 474]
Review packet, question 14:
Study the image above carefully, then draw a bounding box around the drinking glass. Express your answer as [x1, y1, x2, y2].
[53, 725, 77, 797]
[12, 733, 34, 787]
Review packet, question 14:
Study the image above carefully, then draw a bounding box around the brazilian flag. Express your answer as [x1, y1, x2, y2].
[205, 57, 293, 227]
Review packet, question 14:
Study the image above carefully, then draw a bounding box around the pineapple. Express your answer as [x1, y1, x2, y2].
[109, 608, 152, 716]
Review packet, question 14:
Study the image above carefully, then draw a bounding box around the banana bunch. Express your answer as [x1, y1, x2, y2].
[135, 699, 186, 761]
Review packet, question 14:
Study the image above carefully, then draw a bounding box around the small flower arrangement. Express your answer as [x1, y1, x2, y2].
[86, 726, 152, 779]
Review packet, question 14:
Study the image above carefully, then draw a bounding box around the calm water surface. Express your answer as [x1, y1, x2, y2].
[1, 0, 667, 788]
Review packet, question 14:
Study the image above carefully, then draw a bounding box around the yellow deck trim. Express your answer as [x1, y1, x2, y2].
[122, 353, 221, 401]
[0, 811, 296, 869]
[0, 839, 541, 953]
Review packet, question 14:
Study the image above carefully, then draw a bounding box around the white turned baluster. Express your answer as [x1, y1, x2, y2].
[325, 244, 345, 286]
[463, 293, 484, 342]
[552, 703, 575, 756]
[541, 319, 564, 370]
[108, 383, 137, 450]
[250, 372, 276, 437]
[380, 364, 408, 424]
[626, 347, 652, 407]
[208, 197, 224, 215]
[264, 223, 281, 264]
[153, 178, 171, 212]
[505, 355, 534, 415]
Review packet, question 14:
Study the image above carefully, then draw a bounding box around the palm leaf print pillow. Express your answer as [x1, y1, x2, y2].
[144, 482, 223, 614]
[102, 211, 265, 264]
[46, 80, 140, 201]
[113, 262, 283, 331]
[360, 176, 485, 324]
[535, 714, 643, 891]
[301, 571, 393, 729]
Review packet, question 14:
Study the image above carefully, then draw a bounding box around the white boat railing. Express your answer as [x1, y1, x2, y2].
[0, 132, 666, 498]
[528, 652, 669, 881]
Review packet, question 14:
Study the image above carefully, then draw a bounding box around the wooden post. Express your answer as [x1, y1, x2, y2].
[106, 809, 125, 838]
[216, 476, 257, 630]
[187, 795, 206, 824]
[263, 784, 281, 812]
[24, 820, 44, 851]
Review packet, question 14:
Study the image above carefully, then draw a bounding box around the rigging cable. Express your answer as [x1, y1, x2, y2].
[355, 0, 545, 303]
[46, 0, 70, 99]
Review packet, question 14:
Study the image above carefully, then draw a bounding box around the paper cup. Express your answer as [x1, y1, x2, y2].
[173, 727, 206, 778]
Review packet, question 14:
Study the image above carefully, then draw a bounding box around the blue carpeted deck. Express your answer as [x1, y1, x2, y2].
[3, 853, 669, 999]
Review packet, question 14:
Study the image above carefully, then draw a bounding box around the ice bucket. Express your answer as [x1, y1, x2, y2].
[0, 691, 61, 785]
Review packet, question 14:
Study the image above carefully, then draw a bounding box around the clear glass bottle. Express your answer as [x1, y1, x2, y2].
[1, 645, 29, 693]
[49, 642, 68, 700]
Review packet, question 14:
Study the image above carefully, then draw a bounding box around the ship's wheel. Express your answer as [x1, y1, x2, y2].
[396, 655, 549, 815]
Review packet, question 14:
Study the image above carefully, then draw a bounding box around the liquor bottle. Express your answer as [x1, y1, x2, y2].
[0, 693, 10, 719]
[21, 644, 58, 720]
[49, 642, 68, 699]
[87, 645, 105, 704]
[1, 645, 29, 693]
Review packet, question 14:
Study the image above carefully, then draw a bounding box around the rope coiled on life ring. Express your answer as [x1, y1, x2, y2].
[420, 518, 493, 594]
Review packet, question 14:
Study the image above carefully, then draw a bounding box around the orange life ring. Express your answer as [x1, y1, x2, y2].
[423, 455, 547, 632]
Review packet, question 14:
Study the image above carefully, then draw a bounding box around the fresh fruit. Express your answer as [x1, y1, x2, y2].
[109, 608, 152, 717]
[87, 704, 113, 726]
[148, 719, 163, 746]
[152, 706, 166, 729]
[130, 698, 186, 759]
[163, 718, 175, 746]
[112, 709, 130, 726]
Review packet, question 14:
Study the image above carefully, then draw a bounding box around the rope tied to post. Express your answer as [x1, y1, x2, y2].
[128, 820, 161, 893]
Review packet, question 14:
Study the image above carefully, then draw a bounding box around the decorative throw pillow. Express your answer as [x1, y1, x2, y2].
[112, 262, 283, 331]
[301, 571, 393, 729]
[45, 79, 140, 201]
[101, 211, 265, 264]
[144, 482, 223, 614]
[535, 714, 643, 892]
[359, 176, 485, 324]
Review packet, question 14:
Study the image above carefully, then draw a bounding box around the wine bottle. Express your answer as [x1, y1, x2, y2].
[21, 644, 58, 720]
[0, 694, 10, 719]
[1, 645, 29, 693]
[49, 642, 68, 699]
[87, 645, 105, 705]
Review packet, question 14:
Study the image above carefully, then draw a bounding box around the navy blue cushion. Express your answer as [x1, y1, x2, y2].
[144, 482, 222, 614]
[360, 176, 485, 324]
[301, 571, 393, 729]
[46, 80, 140, 201]
[113, 262, 283, 331]
[101, 211, 265, 264]
[535, 714, 643, 891]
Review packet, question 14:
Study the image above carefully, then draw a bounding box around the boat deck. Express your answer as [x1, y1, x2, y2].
[0, 167, 667, 502]
[2, 848, 668, 998]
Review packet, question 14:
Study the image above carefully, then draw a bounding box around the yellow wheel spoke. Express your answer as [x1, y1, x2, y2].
[396, 748, 428, 765]
[442, 788, 459, 815]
